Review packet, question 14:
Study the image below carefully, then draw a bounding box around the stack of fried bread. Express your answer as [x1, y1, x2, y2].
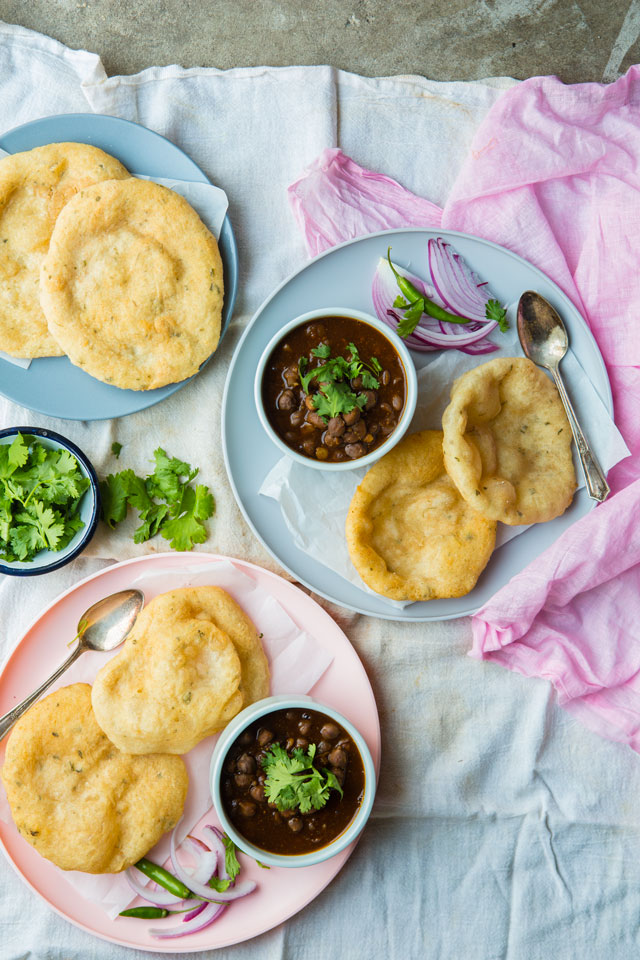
[0, 143, 223, 389]
[346, 357, 577, 601]
[1, 587, 269, 873]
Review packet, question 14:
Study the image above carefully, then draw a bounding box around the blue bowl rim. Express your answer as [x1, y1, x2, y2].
[0, 426, 100, 577]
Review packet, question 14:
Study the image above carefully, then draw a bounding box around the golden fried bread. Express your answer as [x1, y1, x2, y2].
[346, 430, 496, 601]
[442, 357, 576, 525]
[1, 683, 187, 873]
[0, 143, 130, 358]
[91, 587, 270, 754]
[0, 143, 130, 359]
[39, 177, 223, 389]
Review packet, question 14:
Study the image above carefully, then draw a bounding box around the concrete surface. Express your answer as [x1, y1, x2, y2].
[0, 0, 639, 82]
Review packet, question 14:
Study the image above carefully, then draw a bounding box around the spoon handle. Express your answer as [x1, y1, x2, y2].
[551, 367, 610, 503]
[0, 643, 85, 741]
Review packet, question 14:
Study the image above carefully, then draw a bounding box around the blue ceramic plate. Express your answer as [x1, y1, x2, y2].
[0, 114, 238, 421]
[222, 228, 613, 622]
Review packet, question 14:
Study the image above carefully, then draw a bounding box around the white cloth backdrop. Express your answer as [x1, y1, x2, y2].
[2, 21, 640, 960]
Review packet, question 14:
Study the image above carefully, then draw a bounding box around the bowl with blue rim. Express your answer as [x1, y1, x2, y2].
[0, 426, 100, 576]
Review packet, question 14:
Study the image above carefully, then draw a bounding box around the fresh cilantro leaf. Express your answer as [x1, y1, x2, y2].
[360, 370, 379, 390]
[393, 295, 408, 309]
[7, 434, 28, 470]
[311, 343, 331, 359]
[207, 834, 241, 892]
[223, 834, 241, 881]
[100, 449, 214, 551]
[9, 523, 44, 560]
[313, 381, 360, 421]
[347, 342, 360, 361]
[111, 441, 122, 459]
[100, 472, 130, 528]
[262, 742, 343, 815]
[58, 513, 85, 550]
[369, 356, 382, 375]
[133, 502, 169, 544]
[146, 447, 197, 504]
[23, 502, 65, 550]
[486, 298, 509, 332]
[54, 449, 77, 476]
[160, 484, 215, 551]
[396, 304, 423, 338]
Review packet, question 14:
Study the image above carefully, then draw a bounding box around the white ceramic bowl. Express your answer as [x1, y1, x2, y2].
[254, 307, 418, 471]
[0, 426, 100, 577]
[210, 694, 377, 868]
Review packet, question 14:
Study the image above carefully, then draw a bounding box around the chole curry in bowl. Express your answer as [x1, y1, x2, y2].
[255, 308, 417, 470]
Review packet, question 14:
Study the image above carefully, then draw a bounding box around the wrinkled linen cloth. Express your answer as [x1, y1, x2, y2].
[2, 20, 640, 960]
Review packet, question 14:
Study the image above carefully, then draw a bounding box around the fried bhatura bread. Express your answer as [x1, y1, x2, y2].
[346, 430, 496, 601]
[39, 178, 224, 389]
[1, 683, 187, 873]
[91, 587, 270, 755]
[442, 357, 576, 525]
[0, 142, 130, 358]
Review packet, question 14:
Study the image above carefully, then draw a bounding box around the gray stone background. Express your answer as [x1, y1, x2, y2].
[1, 0, 639, 83]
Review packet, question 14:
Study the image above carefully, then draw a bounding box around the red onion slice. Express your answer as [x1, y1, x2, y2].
[183, 902, 208, 922]
[170, 821, 257, 901]
[179, 836, 218, 886]
[149, 901, 228, 939]
[427, 238, 492, 321]
[124, 867, 200, 909]
[202, 825, 230, 882]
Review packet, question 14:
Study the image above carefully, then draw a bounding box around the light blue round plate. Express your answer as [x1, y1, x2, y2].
[0, 114, 238, 420]
[222, 228, 612, 622]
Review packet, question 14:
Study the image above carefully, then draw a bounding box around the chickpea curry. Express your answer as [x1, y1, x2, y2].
[262, 316, 407, 463]
[221, 707, 365, 855]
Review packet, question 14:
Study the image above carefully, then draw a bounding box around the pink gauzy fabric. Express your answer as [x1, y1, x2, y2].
[469, 478, 640, 751]
[288, 68, 640, 754]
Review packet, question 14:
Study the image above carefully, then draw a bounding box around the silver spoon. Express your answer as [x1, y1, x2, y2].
[517, 290, 610, 503]
[0, 589, 144, 741]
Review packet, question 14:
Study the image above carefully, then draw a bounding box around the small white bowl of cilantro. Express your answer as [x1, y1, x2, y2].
[0, 427, 100, 576]
[255, 307, 418, 470]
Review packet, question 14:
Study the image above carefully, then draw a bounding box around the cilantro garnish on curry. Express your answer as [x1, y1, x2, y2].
[262, 315, 407, 463]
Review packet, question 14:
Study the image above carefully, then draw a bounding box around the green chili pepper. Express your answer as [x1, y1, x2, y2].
[386, 247, 471, 326]
[119, 906, 170, 919]
[134, 857, 193, 900]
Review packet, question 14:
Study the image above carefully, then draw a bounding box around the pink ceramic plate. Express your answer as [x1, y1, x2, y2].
[0, 553, 381, 952]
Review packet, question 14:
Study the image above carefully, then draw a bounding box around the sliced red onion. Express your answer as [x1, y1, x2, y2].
[373, 254, 499, 354]
[372, 256, 440, 323]
[179, 836, 218, 886]
[170, 821, 257, 901]
[125, 867, 200, 909]
[149, 901, 228, 939]
[428, 237, 492, 321]
[186, 834, 210, 852]
[183, 901, 208, 922]
[202, 825, 229, 881]
[386, 309, 497, 349]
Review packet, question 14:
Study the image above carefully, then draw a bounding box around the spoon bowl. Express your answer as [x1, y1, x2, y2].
[517, 290, 569, 367]
[0, 588, 144, 740]
[517, 290, 609, 503]
[80, 589, 144, 652]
